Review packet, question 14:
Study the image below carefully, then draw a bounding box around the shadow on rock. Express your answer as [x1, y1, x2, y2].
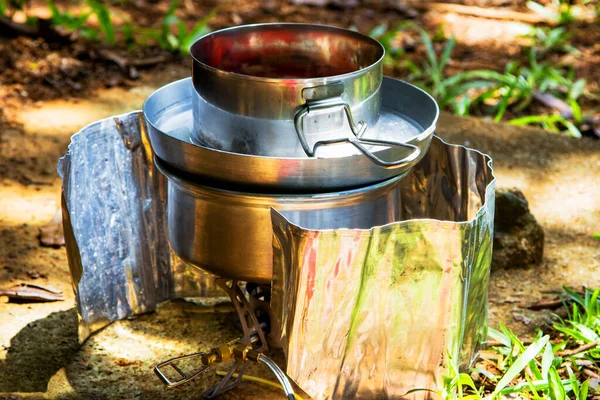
[0, 308, 79, 392]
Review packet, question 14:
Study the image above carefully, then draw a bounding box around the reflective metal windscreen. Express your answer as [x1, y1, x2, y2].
[271, 137, 495, 399]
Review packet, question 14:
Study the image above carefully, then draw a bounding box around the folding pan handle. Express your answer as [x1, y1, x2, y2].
[294, 83, 421, 169]
[348, 137, 421, 169]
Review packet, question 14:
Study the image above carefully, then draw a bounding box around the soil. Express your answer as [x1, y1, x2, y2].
[0, 0, 599, 398]
[2, 0, 599, 122]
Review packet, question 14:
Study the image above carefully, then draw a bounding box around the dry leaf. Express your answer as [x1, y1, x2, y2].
[0, 283, 64, 302]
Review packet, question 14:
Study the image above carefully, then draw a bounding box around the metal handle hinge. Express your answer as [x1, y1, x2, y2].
[294, 84, 421, 169]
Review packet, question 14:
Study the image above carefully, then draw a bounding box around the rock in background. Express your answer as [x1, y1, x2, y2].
[493, 188, 544, 269]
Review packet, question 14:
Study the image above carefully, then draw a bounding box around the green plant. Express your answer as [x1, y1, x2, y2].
[368, 23, 407, 66]
[44, 0, 117, 43]
[150, 0, 214, 54]
[522, 26, 577, 55]
[86, 0, 115, 44]
[510, 114, 582, 137]
[442, 355, 483, 400]
[403, 27, 496, 116]
[45, 0, 97, 40]
[447, 49, 586, 133]
[380, 25, 587, 136]
[527, 0, 579, 25]
[440, 287, 600, 399]
[554, 287, 600, 348]
[0, 0, 29, 15]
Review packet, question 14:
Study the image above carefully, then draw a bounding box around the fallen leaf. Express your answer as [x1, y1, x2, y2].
[0, 283, 64, 302]
[39, 208, 65, 247]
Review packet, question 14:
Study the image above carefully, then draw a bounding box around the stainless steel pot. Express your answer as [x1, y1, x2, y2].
[190, 23, 419, 166]
[144, 77, 439, 192]
[156, 157, 403, 283]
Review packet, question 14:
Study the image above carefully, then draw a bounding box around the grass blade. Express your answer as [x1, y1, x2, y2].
[508, 115, 548, 126]
[569, 79, 586, 101]
[488, 327, 511, 348]
[86, 0, 115, 44]
[439, 36, 455, 71]
[180, 9, 215, 53]
[541, 342, 554, 378]
[561, 119, 582, 138]
[491, 335, 550, 397]
[578, 380, 589, 400]
[573, 323, 599, 341]
[368, 23, 388, 39]
[419, 28, 438, 72]
[548, 366, 566, 400]
[563, 286, 585, 308]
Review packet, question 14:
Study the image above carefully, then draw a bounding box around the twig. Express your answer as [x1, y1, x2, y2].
[422, 3, 547, 24]
[94, 49, 139, 79]
[93, 49, 170, 79]
[557, 341, 599, 357]
[574, 359, 595, 367]
[129, 54, 171, 67]
[533, 91, 573, 118]
[533, 91, 600, 128]
[582, 368, 600, 379]
[0, 15, 38, 36]
[184, 0, 195, 12]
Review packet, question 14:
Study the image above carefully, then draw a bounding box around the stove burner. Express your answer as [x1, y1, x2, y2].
[153, 279, 295, 399]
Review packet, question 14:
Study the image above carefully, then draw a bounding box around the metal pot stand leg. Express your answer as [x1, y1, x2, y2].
[153, 279, 295, 398]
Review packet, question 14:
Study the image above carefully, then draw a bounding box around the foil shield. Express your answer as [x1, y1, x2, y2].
[58, 111, 218, 341]
[271, 137, 495, 399]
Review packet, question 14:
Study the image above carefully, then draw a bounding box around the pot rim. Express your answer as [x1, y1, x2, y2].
[155, 156, 404, 203]
[189, 22, 386, 84]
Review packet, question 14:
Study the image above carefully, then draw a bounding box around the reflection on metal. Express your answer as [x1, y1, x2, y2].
[58, 111, 220, 342]
[271, 137, 495, 399]
[60, 110, 494, 399]
[191, 23, 384, 159]
[145, 77, 438, 191]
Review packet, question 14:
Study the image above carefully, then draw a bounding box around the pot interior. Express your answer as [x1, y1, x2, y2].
[190, 24, 384, 79]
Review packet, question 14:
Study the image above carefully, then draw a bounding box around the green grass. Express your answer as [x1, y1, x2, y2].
[377, 23, 499, 117]
[388, 25, 589, 137]
[3, 0, 214, 54]
[521, 26, 577, 55]
[146, 0, 214, 54]
[441, 287, 600, 399]
[527, 0, 579, 25]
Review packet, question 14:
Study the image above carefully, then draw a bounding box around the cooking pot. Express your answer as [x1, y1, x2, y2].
[144, 77, 439, 192]
[190, 23, 420, 166]
[155, 157, 403, 283]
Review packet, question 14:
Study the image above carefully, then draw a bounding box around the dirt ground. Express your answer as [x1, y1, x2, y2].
[0, 0, 599, 398]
